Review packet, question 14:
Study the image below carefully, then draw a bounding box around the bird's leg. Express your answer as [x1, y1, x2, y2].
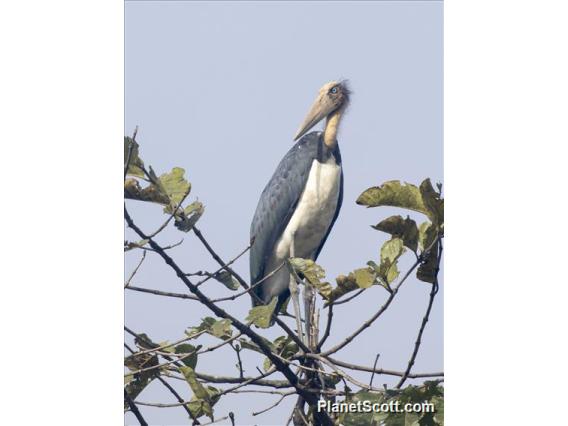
[303, 270, 317, 350]
[288, 234, 305, 345]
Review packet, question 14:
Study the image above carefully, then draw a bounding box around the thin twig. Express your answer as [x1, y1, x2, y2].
[317, 304, 333, 351]
[125, 262, 286, 304]
[126, 285, 199, 301]
[147, 190, 191, 239]
[194, 243, 252, 288]
[192, 227, 250, 290]
[252, 392, 294, 416]
[125, 251, 146, 288]
[138, 239, 184, 251]
[369, 353, 380, 388]
[325, 356, 443, 379]
[230, 343, 244, 379]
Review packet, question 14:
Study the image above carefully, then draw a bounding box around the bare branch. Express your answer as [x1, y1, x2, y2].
[252, 392, 294, 416]
[126, 285, 199, 301]
[124, 388, 148, 426]
[396, 242, 442, 389]
[316, 304, 333, 351]
[125, 262, 286, 304]
[125, 251, 147, 288]
[369, 353, 380, 388]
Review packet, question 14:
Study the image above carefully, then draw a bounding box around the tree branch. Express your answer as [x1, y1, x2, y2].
[324, 356, 443, 379]
[191, 226, 311, 354]
[396, 242, 442, 389]
[124, 388, 148, 426]
[124, 208, 332, 426]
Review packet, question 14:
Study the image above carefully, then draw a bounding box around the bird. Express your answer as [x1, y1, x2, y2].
[249, 80, 350, 316]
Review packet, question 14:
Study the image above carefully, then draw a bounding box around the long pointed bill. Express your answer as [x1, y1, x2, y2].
[293, 95, 336, 141]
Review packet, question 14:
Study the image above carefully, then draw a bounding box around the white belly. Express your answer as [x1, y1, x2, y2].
[260, 158, 341, 301]
[275, 158, 341, 258]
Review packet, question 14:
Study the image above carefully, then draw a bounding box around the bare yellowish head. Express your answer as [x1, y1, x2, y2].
[294, 80, 351, 141]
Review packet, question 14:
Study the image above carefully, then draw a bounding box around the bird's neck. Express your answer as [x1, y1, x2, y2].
[323, 108, 343, 149]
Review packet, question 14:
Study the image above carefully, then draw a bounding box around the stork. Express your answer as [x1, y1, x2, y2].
[249, 80, 350, 341]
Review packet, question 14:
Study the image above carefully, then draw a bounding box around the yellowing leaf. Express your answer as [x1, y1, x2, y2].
[187, 318, 232, 340]
[289, 257, 330, 299]
[378, 238, 405, 284]
[159, 167, 191, 206]
[180, 366, 215, 420]
[353, 268, 376, 289]
[356, 180, 428, 216]
[246, 297, 277, 328]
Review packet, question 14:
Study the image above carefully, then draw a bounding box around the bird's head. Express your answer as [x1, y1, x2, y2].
[294, 80, 351, 141]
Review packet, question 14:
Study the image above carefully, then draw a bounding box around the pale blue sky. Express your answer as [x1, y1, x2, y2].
[125, 1, 443, 424]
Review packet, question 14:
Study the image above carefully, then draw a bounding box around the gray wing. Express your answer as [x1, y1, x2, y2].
[249, 132, 322, 301]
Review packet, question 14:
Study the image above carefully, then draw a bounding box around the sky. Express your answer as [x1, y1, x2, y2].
[125, 1, 443, 424]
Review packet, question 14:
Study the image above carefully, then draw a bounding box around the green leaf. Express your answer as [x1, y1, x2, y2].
[356, 180, 429, 217]
[124, 136, 145, 178]
[188, 318, 233, 340]
[353, 267, 377, 289]
[179, 366, 209, 400]
[186, 398, 213, 420]
[212, 270, 239, 291]
[379, 238, 405, 284]
[432, 395, 444, 425]
[174, 201, 205, 232]
[180, 368, 221, 420]
[374, 215, 419, 253]
[246, 297, 277, 328]
[210, 319, 233, 340]
[174, 344, 199, 369]
[262, 336, 300, 375]
[263, 356, 272, 372]
[342, 391, 388, 426]
[289, 257, 332, 299]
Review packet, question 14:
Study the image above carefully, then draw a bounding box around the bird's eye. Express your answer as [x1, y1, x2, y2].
[330, 87, 338, 94]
